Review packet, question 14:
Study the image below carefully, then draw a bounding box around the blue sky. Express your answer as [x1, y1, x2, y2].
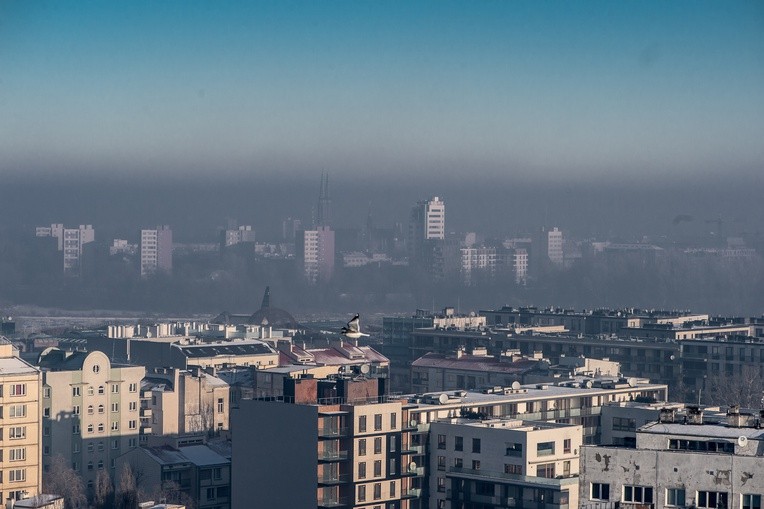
[1, 0, 762, 179]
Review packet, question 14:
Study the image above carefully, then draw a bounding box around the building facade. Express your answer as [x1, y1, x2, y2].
[303, 226, 336, 283]
[140, 225, 173, 277]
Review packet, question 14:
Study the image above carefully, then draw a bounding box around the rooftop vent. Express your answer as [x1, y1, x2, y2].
[686, 405, 703, 425]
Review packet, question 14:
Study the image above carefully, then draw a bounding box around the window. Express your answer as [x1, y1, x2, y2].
[88, 443, 96, 453]
[88, 405, 94, 414]
[129, 401, 137, 411]
[43, 445, 50, 456]
[374, 413, 383, 431]
[9, 448, 25, 461]
[10, 405, 26, 418]
[667, 488, 686, 507]
[72, 387, 81, 397]
[213, 467, 222, 480]
[623, 486, 653, 504]
[564, 439, 571, 454]
[505, 464, 522, 475]
[43, 408, 50, 418]
[98, 442, 104, 451]
[98, 423, 104, 432]
[358, 485, 366, 502]
[72, 443, 80, 453]
[472, 438, 481, 453]
[359, 415, 367, 432]
[98, 404, 104, 414]
[9, 469, 26, 482]
[206, 487, 215, 500]
[73, 405, 80, 415]
[43, 426, 50, 436]
[437, 476, 446, 492]
[218, 398, 224, 413]
[72, 424, 80, 435]
[359, 439, 367, 456]
[129, 420, 137, 430]
[454, 458, 463, 468]
[391, 413, 397, 429]
[455, 436, 463, 451]
[112, 384, 119, 394]
[506, 443, 523, 456]
[98, 386, 105, 395]
[743, 494, 762, 509]
[612, 417, 636, 431]
[87, 424, 94, 434]
[358, 462, 366, 479]
[128, 438, 137, 448]
[437, 434, 446, 449]
[374, 437, 382, 454]
[373, 460, 382, 477]
[92, 364, 100, 373]
[591, 483, 610, 500]
[112, 439, 120, 449]
[537, 463, 556, 478]
[537, 441, 555, 456]
[698, 492, 728, 509]
[10, 384, 26, 396]
[438, 456, 446, 471]
[373, 483, 381, 500]
[472, 460, 480, 470]
[43, 387, 51, 398]
[390, 481, 396, 497]
[129, 383, 138, 392]
[111, 403, 119, 412]
[668, 439, 734, 453]
[97, 460, 104, 470]
[111, 422, 119, 431]
[88, 387, 94, 396]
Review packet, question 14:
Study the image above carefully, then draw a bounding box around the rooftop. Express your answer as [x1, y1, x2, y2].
[640, 421, 764, 440]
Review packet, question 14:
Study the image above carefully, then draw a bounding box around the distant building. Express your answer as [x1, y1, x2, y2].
[219, 225, 255, 249]
[303, 226, 335, 283]
[460, 246, 497, 284]
[408, 196, 445, 266]
[512, 247, 529, 283]
[0, 339, 43, 502]
[282, 217, 303, 242]
[140, 225, 173, 277]
[35, 223, 95, 275]
[547, 227, 564, 267]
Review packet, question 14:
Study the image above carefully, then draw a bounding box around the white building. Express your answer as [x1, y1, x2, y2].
[303, 226, 335, 283]
[547, 227, 564, 267]
[140, 225, 173, 277]
[460, 246, 497, 284]
[35, 223, 94, 275]
[429, 418, 582, 509]
[581, 406, 764, 509]
[408, 196, 445, 265]
[221, 225, 255, 247]
[512, 248, 529, 283]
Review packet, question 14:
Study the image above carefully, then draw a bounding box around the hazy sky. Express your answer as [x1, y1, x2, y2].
[1, 1, 762, 179]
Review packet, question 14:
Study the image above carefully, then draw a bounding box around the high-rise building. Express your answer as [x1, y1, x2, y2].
[0, 339, 42, 502]
[547, 227, 564, 267]
[282, 217, 303, 242]
[303, 226, 335, 283]
[140, 225, 173, 277]
[408, 196, 445, 266]
[220, 225, 255, 249]
[35, 223, 95, 275]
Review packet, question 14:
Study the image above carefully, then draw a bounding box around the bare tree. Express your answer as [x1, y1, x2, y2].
[115, 463, 139, 509]
[43, 455, 87, 509]
[94, 469, 113, 508]
[703, 365, 764, 409]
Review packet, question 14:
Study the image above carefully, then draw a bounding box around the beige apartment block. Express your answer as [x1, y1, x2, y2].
[0, 340, 42, 503]
[38, 348, 144, 492]
[429, 418, 582, 509]
[141, 367, 230, 440]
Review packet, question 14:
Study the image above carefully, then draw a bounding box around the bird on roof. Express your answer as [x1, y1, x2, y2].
[341, 314, 369, 339]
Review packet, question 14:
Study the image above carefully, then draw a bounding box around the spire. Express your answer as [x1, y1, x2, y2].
[315, 171, 332, 228]
[261, 286, 271, 309]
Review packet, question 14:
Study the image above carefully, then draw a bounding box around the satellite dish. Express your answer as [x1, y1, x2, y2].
[438, 393, 449, 404]
[409, 419, 418, 428]
[669, 355, 676, 361]
[738, 436, 748, 447]
[408, 461, 418, 472]
[511, 381, 521, 390]
[627, 378, 637, 387]
[585, 380, 593, 389]
[359, 364, 371, 375]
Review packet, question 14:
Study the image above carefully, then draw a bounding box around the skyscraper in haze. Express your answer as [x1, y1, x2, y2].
[408, 196, 445, 265]
[302, 174, 335, 283]
[140, 225, 173, 277]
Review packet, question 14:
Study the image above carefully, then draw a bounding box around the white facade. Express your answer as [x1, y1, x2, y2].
[460, 246, 497, 284]
[303, 226, 335, 283]
[36, 223, 94, 274]
[548, 227, 564, 267]
[140, 225, 173, 277]
[512, 248, 529, 283]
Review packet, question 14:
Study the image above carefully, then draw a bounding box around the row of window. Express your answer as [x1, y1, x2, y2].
[43, 401, 139, 418]
[358, 437, 384, 456]
[0, 426, 28, 440]
[0, 405, 28, 418]
[591, 484, 762, 509]
[358, 413, 397, 432]
[436, 435, 571, 457]
[0, 448, 26, 462]
[70, 420, 137, 434]
[69, 383, 136, 397]
[358, 460, 383, 479]
[357, 482, 394, 502]
[0, 470, 27, 483]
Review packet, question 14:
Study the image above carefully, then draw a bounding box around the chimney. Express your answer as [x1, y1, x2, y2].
[686, 405, 703, 425]
[455, 347, 464, 359]
[658, 408, 676, 423]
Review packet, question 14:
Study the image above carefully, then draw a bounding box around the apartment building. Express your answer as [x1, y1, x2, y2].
[35, 223, 95, 275]
[37, 349, 144, 490]
[302, 226, 335, 283]
[0, 340, 42, 502]
[141, 367, 230, 440]
[580, 406, 764, 509]
[232, 376, 422, 509]
[429, 418, 582, 509]
[140, 225, 173, 277]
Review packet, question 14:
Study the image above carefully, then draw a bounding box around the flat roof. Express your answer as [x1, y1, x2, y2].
[640, 421, 764, 440]
[0, 356, 40, 375]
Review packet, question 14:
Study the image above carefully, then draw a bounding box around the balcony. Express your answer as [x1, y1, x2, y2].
[318, 450, 349, 461]
[318, 473, 350, 485]
[401, 466, 425, 477]
[140, 407, 152, 418]
[317, 496, 348, 508]
[401, 444, 424, 455]
[318, 427, 348, 438]
[401, 488, 422, 499]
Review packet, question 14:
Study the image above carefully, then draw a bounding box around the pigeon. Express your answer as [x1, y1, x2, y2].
[341, 314, 369, 339]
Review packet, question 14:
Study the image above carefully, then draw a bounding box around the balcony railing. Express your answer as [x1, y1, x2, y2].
[401, 488, 422, 499]
[317, 496, 348, 508]
[318, 473, 350, 485]
[318, 450, 349, 461]
[318, 427, 349, 438]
